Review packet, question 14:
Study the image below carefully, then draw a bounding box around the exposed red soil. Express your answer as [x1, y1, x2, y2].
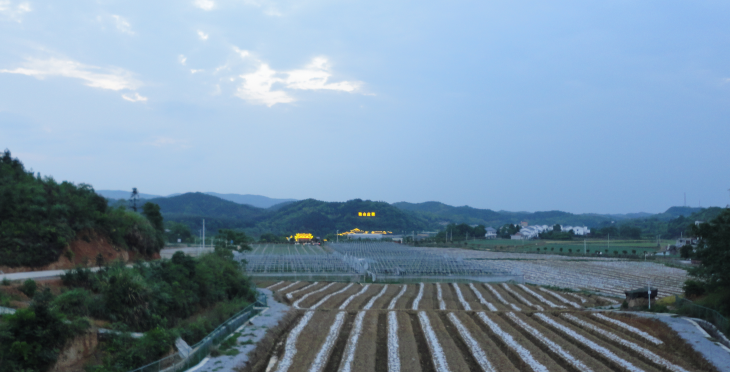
[0, 230, 160, 273]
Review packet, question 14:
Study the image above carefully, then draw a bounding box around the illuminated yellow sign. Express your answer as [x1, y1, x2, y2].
[294, 233, 314, 241]
[358, 212, 376, 217]
[338, 228, 393, 236]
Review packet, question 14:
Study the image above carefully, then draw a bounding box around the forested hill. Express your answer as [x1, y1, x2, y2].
[392, 201, 616, 227]
[252, 199, 432, 236]
[0, 150, 164, 268]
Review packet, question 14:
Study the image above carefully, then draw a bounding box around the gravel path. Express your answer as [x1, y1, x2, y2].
[195, 288, 290, 372]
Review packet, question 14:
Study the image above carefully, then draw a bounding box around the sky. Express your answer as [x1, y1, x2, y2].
[1, 0, 729, 214]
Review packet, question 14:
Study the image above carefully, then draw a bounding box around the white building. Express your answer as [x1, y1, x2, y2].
[485, 227, 497, 239]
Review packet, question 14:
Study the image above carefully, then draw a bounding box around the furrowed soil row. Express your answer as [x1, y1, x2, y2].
[373, 284, 402, 310]
[266, 281, 285, 290]
[445, 312, 496, 372]
[534, 312, 659, 372]
[516, 284, 563, 309]
[364, 284, 389, 310]
[501, 283, 544, 311]
[338, 311, 366, 372]
[562, 313, 690, 372]
[435, 311, 485, 372]
[537, 287, 581, 309]
[345, 284, 381, 310]
[470, 312, 550, 372]
[309, 311, 346, 372]
[408, 312, 437, 372]
[287, 311, 335, 372]
[285, 282, 321, 300]
[484, 284, 521, 311]
[388, 285, 408, 310]
[417, 311, 451, 372]
[439, 282, 461, 310]
[309, 283, 355, 309]
[468, 283, 498, 311]
[591, 313, 662, 345]
[273, 311, 315, 372]
[293, 282, 339, 309]
[375, 312, 389, 372]
[322, 311, 356, 372]
[339, 284, 371, 310]
[351, 311, 379, 372]
[277, 281, 302, 293]
[411, 283, 425, 310]
[453, 312, 519, 372]
[452, 283, 474, 311]
[397, 311, 423, 372]
[504, 312, 595, 372]
[436, 283, 447, 310]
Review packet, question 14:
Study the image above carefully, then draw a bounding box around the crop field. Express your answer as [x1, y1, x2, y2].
[250, 244, 329, 255]
[463, 239, 670, 257]
[437, 248, 688, 298]
[247, 281, 717, 372]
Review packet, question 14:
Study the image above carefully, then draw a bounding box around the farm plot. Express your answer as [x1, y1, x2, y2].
[272, 282, 603, 311]
[249, 308, 717, 372]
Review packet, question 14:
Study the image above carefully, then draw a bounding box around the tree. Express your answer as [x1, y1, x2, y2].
[142, 203, 164, 232]
[688, 209, 730, 290]
[215, 229, 252, 251]
[553, 224, 561, 232]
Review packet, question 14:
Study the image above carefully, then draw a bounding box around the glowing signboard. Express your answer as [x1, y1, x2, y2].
[358, 212, 376, 217]
[294, 233, 314, 241]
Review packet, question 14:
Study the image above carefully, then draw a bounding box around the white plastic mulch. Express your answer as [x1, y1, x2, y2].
[476, 312, 548, 372]
[418, 311, 451, 372]
[388, 311, 401, 372]
[388, 285, 408, 310]
[561, 314, 687, 372]
[436, 283, 446, 310]
[537, 287, 581, 308]
[286, 282, 319, 299]
[413, 283, 425, 310]
[447, 313, 496, 372]
[293, 283, 336, 309]
[277, 281, 301, 293]
[309, 283, 354, 310]
[452, 283, 471, 311]
[363, 284, 389, 310]
[308, 311, 346, 372]
[469, 283, 497, 311]
[273, 311, 315, 372]
[505, 312, 592, 372]
[517, 284, 563, 309]
[592, 313, 663, 345]
[485, 284, 521, 311]
[338, 311, 366, 372]
[339, 284, 370, 310]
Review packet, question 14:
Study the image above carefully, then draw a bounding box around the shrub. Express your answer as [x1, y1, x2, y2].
[1, 277, 10, 286]
[683, 280, 706, 299]
[53, 288, 93, 317]
[20, 279, 37, 298]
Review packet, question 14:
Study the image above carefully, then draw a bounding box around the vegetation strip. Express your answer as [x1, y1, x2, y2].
[293, 283, 336, 309]
[267, 281, 285, 290]
[309, 312, 347, 372]
[502, 283, 544, 311]
[339, 284, 370, 309]
[274, 311, 315, 372]
[413, 283, 425, 310]
[388, 285, 408, 310]
[446, 313, 496, 372]
[286, 282, 319, 299]
[468, 283, 497, 311]
[452, 283, 471, 311]
[436, 283, 446, 310]
[363, 284, 389, 310]
[505, 312, 593, 372]
[561, 314, 687, 372]
[475, 312, 548, 372]
[484, 284, 521, 311]
[533, 313, 642, 372]
[418, 312, 451, 372]
[277, 281, 301, 292]
[310, 283, 354, 309]
[388, 311, 401, 372]
[592, 313, 663, 345]
[517, 284, 563, 308]
[338, 312, 366, 372]
[537, 287, 581, 308]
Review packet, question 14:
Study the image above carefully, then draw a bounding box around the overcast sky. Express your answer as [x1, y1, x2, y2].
[2, 0, 729, 214]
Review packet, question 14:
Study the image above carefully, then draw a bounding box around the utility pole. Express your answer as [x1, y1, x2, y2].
[337, 230, 339, 243]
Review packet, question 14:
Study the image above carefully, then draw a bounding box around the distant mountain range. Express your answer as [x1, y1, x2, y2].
[96, 190, 297, 209]
[100, 189, 717, 238]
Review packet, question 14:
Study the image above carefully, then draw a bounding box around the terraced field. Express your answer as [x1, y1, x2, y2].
[246, 281, 716, 372]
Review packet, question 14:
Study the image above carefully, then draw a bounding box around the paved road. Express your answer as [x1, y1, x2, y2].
[0, 266, 103, 282]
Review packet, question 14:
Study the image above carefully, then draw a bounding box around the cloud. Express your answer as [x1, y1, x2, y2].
[235, 64, 294, 106]
[111, 15, 134, 35]
[197, 30, 209, 40]
[241, 0, 282, 16]
[122, 92, 147, 102]
[190, 69, 203, 74]
[1, 58, 144, 100]
[0, 0, 31, 22]
[193, 0, 214, 11]
[179, 55, 187, 66]
[232, 52, 363, 107]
